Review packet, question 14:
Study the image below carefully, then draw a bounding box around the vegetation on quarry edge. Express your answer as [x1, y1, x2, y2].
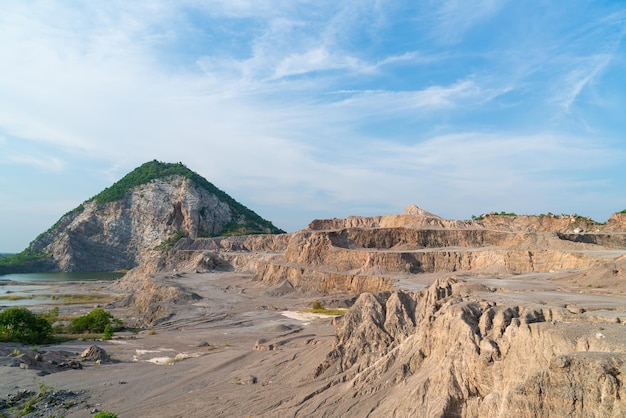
[471, 211, 604, 223]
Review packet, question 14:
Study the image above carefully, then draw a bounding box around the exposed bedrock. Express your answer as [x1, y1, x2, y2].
[172, 234, 290, 253]
[253, 263, 395, 294]
[557, 232, 626, 249]
[252, 227, 603, 292]
[304, 278, 626, 417]
[117, 206, 626, 324]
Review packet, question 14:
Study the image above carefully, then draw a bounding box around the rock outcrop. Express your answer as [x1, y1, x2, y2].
[303, 277, 626, 417]
[17, 161, 283, 272]
[253, 205, 624, 294]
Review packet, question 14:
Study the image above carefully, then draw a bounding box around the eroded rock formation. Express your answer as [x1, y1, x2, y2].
[304, 278, 626, 417]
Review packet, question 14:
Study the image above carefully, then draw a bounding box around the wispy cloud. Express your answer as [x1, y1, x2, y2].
[429, 0, 507, 44]
[9, 155, 66, 172]
[553, 54, 613, 112]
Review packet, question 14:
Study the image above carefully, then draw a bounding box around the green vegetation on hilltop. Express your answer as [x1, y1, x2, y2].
[619, 209, 626, 214]
[90, 160, 284, 234]
[90, 160, 195, 204]
[471, 211, 518, 221]
[471, 211, 599, 224]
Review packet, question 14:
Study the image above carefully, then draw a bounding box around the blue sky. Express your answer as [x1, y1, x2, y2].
[1, 1, 625, 252]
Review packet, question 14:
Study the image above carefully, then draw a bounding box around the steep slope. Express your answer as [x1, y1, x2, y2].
[298, 277, 626, 417]
[10, 161, 284, 272]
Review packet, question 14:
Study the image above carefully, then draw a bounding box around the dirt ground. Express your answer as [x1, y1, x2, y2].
[1, 272, 347, 417]
[2, 269, 626, 417]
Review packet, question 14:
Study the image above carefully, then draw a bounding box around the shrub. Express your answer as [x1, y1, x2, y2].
[70, 308, 114, 333]
[0, 307, 53, 344]
[102, 324, 114, 340]
[94, 411, 118, 418]
[306, 301, 346, 316]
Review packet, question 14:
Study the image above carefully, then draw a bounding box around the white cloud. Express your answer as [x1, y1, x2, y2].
[556, 54, 613, 111]
[430, 0, 507, 44]
[326, 80, 487, 120]
[8, 155, 66, 172]
[272, 47, 361, 79]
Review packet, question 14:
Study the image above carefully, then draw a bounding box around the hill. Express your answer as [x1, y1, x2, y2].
[1, 161, 284, 273]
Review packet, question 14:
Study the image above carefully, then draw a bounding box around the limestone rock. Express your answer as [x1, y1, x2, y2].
[606, 213, 626, 231]
[305, 278, 626, 417]
[80, 345, 110, 362]
[18, 161, 283, 272]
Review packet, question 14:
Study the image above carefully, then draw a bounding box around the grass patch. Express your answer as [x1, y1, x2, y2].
[10, 381, 53, 417]
[299, 301, 347, 316]
[94, 411, 118, 418]
[50, 294, 112, 304]
[306, 308, 347, 316]
[0, 294, 37, 301]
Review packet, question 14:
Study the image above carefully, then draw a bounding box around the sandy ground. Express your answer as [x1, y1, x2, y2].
[2, 269, 626, 417]
[1, 273, 346, 417]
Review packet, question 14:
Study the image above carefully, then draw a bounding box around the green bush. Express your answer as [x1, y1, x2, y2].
[70, 308, 114, 333]
[102, 324, 114, 340]
[0, 307, 53, 344]
[94, 411, 118, 418]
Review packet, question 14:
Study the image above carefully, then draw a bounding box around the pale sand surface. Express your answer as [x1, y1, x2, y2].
[1, 273, 343, 417]
[2, 270, 626, 417]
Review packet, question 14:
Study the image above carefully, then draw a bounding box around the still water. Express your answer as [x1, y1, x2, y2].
[1, 271, 125, 283]
[0, 271, 125, 307]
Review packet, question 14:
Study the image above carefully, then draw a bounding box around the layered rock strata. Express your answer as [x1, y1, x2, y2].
[253, 206, 624, 293]
[121, 204, 626, 306]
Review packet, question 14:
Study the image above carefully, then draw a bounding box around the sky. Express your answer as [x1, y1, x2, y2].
[1, 1, 626, 252]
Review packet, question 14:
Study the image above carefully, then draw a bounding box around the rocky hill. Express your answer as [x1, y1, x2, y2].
[6, 161, 284, 272]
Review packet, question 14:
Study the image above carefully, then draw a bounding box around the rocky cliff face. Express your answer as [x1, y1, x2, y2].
[303, 277, 626, 417]
[252, 205, 625, 293]
[123, 204, 626, 299]
[21, 161, 283, 272]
